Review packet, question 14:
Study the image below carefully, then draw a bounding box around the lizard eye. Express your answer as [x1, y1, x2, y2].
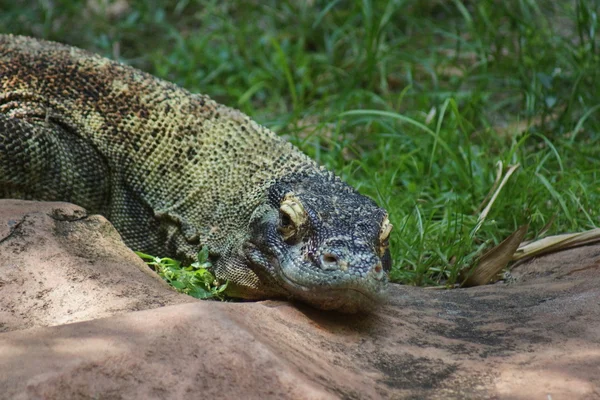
[278, 194, 306, 241]
[378, 216, 393, 257]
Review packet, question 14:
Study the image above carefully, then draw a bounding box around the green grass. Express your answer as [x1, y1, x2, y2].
[2, 0, 599, 287]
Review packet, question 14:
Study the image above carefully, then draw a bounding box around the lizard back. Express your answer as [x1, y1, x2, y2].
[0, 34, 314, 259]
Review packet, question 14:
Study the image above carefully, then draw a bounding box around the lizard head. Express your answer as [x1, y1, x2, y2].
[223, 170, 392, 313]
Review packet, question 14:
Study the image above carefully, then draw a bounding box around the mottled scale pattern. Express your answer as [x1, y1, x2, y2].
[0, 35, 313, 255]
[0, 35, 391, 312]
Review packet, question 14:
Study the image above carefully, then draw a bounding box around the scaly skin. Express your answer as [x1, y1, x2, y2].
[0, 35, 392, 312]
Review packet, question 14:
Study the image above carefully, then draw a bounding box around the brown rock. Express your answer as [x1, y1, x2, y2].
[0, 199, 599, 399]
[0, 200, 192, 332]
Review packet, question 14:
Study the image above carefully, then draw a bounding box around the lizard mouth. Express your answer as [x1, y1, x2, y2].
[261, 248, 386, 313]
[280, 273, 381, 312]
[243, 233, 388, 313]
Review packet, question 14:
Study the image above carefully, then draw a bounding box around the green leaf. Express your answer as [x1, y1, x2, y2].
[197, 246, 210, 264]
[188, 287, 212, 299]
[170, 281, 186, 290]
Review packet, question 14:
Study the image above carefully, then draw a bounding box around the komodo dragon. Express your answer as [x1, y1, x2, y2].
[0, 35, 392, 312]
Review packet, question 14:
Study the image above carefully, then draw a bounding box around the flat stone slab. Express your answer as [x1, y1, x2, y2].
[1, 199, 599, 399]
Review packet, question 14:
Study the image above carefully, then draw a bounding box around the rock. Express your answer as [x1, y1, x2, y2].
[0, 200, 192, 332]
[0, 199, 599, 399]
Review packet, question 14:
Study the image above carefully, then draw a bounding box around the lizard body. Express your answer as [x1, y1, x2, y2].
[0, 35, 392, 312]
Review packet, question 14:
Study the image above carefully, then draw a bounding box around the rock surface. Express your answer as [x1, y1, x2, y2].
[1, 199, 599, 399]
[0, 200, 190, 332]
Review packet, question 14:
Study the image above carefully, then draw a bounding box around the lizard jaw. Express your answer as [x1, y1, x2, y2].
[243, 241, 388, 313]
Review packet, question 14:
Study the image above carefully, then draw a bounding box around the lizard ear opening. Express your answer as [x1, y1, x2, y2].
[278, 194, 307, 242]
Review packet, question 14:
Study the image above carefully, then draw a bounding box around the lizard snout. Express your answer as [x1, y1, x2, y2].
[318, 248, 386, 281]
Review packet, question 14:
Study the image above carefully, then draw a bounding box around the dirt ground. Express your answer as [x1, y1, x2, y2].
[1, 199, 599, 399]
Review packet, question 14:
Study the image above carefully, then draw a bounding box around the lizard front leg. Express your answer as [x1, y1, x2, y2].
[0, 111, 200, 261]
[0, 112, 111, 214]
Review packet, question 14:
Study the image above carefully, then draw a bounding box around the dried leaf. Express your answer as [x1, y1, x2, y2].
[462, 224, 529, 287]
[513, 228, 600, 261]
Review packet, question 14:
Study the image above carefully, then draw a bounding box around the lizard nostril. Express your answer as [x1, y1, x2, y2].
[374, 264, 382, 274]
[322, 253, 338, 264]
[320, 253, 347, 272]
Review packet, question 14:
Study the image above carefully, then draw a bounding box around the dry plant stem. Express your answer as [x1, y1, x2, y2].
[473, 163, 521, 235]
[513, 228, 600, 261]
